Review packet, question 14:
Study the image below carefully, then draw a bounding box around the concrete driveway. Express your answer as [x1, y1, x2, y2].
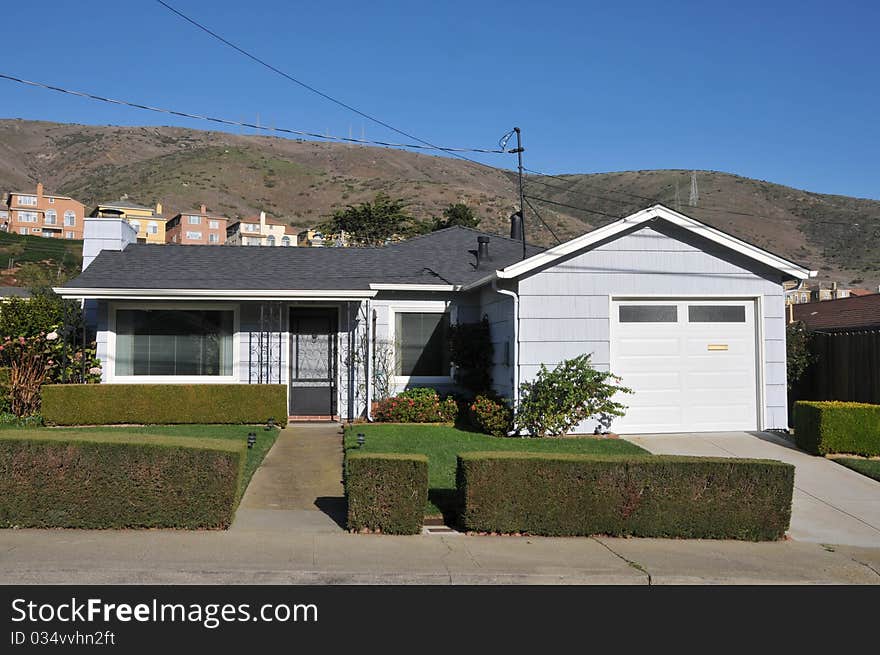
[626, 431, 880, 548]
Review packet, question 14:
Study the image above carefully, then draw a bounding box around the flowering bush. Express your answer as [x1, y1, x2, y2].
[372, 387, 458, 423]
[469, 394, 514, 438]
[0, 329, 101, 417]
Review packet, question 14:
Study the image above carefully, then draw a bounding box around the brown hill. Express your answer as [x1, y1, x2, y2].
[1, 118, 878, 287]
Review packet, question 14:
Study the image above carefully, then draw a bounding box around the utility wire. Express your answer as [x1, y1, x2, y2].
[523, 194, 623, 221]
[155, 0, 504, 160]
[0, 73, 505, 154]
[522, 195, 562, 244]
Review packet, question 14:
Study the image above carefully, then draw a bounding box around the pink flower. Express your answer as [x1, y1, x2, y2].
[45, 331, 58, 341]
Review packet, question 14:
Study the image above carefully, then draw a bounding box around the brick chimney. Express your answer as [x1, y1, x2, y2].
[155, 202, 163, 216]
[36, 182, 44, 199]
[200, 203, 207, 215]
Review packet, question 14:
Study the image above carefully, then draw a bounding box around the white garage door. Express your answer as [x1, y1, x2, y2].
[610, 299, 759, 434]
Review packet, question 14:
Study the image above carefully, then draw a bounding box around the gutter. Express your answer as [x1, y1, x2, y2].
[492, 279, 520, 413]
[53, 288, 379, 301]
[365, 299, 373, 422]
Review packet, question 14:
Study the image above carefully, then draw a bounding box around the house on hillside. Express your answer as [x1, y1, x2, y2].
[57, 205, 815, 433]
[226, 211, 296, 246]
[165, 204, 229, 245]
[90, 200, 166, 245]
[3, 183, 85, 240]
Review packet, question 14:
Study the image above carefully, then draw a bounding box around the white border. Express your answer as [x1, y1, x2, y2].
[56, 288, 377, 300]
[387, 300, 454, 386]
[107, 301, 240, 384]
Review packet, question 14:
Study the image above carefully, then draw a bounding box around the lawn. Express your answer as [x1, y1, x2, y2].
[343, 424, 648, 516]
[833, 457, 880, 483]
[0, 423, 278, 501]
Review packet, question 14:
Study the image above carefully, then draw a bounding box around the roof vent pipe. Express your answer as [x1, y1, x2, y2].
[477, 236, 491, 269]
[510, 211, 524, 242]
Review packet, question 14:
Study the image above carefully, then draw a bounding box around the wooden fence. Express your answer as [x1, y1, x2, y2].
[793, 329, 880, 405]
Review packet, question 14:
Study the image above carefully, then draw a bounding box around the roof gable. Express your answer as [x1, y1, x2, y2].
[495, 204, 816, 282]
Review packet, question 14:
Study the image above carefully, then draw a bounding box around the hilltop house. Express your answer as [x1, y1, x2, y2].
[91, 200, 167, 245]
[226, 211, 297, 246]
[166, 204, 229, 245]
[3, 182, 85, 239]
[57, 205, 814, 433]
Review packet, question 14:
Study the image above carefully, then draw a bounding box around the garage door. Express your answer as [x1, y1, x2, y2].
[610, 299, 759, 434]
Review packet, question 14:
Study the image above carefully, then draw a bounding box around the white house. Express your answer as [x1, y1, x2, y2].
[56, 205, 815, 433]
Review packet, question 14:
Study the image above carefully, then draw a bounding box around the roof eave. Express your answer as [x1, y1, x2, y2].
[54, 287, 379, 300]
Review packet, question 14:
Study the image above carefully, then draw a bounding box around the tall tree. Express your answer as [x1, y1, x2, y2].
[319, 193, 419, 246]
[432, 203, 481, 231]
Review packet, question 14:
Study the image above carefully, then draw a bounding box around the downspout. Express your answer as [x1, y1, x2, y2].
[365, 298, 373, 421]
[492, 279, 520, 411]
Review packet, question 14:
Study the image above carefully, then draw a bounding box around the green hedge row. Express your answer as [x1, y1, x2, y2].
[457, 452, 794, 540]
[794, 401, 880, 456]
[346, 453, 427, 535]
[42, 384, 288, 426]
[0, 432, 246, 528]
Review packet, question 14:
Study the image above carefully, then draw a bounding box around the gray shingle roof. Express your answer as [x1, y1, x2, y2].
[63, 227, 545, 291]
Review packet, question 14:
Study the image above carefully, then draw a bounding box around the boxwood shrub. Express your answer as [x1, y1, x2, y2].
[794, 400, 880, 456]
[0, 432, 245, 528]
[457, 452, 794, 540]
[346, 453, 428, 535]
[42, 384, 288, 426]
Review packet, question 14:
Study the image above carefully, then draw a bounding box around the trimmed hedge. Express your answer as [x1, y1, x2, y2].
[457, 452, 794, 540]
[0, 432, 246, 528]
[346, 453, 428, 535]
[794, 401, 880, 456]
[41, 384, 288, 426]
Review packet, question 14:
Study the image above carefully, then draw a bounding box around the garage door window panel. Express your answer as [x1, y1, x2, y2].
[618, 305, 677, 323]
[688, 305, 746, 322]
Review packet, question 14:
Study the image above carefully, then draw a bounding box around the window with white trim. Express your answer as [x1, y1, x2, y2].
[48, 197, 55, 204]
[31, 228, 41, 233]
[394, 312, 451, 377]
[186, 231, 203, 240]
[64, 211, 76, 226]
[115, 309, 234, 376]
[209, 220, 219, 229]
[281, 236, 290, 246]
[17, 211, 38, 223]
[147, 221, 158, 234]
[42, 231, 54, 238]
[17, 195, 37, 206]
[129, 220, 141, 232]
[188, 215, 200, 225]
[65, 231, 75, 239]
[44, 210, 57, 225]
[208, 233, 220, 243]
[18, 227, 27, 235]
[266, 235, 275, 246]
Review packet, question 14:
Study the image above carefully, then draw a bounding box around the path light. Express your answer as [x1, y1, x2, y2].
[265, 417, 276, 431]
[247, 432, 257, 449]
[357, 433, 365, 448]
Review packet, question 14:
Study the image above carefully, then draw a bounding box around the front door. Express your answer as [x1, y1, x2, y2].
[289, 308, 337, 416]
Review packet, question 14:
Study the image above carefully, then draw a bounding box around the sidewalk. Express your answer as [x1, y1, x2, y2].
[0, 528, 877, 584]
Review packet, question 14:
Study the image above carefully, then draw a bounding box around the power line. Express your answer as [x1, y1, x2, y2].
[0, 73, 505, 154]
[523, 194, 623, 221]
[522, 195, 562, 244]
[155, 0, 504, 160]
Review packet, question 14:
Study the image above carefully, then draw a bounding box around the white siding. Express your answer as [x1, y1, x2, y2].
[514, 225, 789, 432]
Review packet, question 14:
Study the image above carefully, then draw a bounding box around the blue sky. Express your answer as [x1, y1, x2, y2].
[2, 1, 878, 199]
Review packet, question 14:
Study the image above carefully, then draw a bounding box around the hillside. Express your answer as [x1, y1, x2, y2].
[1, 118, 878, 287]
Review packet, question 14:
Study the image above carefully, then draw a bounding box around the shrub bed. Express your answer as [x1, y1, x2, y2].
[0, 432, 245, 528]
[469, 394, 514, 438]
[457, 452, 794, 540]
[41, 384, 288, 426]
[346, 453, 428, 534]
[794, 401, 880, 456]
[372, 387, 457, 423]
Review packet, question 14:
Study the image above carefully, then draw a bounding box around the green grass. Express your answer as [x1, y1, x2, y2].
[0, 231, 83, 267]
[344, 424, 648, 516]
[0, 424, 277, 501]
[833, 457, 880, 483]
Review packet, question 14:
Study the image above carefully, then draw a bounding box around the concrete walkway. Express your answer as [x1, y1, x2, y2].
[233, 423, 346, 534]
[627, 431, 880, 548]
